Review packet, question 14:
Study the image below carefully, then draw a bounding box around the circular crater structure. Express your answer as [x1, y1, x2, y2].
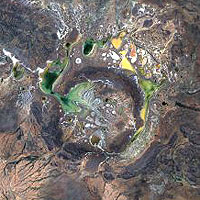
[59, 67, 145, 153]
[1, 0, 200, 199]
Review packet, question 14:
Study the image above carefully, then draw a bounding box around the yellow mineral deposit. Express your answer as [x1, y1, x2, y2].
[140, 107, 146, 121]
[111, 31, 126, 49]
[120, 57, 136, 73]
[119, 49, 128, 56]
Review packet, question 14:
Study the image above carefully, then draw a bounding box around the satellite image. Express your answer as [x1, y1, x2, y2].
[0, 0, 199, 199]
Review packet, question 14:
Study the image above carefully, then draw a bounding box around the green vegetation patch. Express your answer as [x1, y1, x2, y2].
[139, 79, 159, 101]
[40, 66, 94, 114]
[83, 39, 95, 56]
[130, 79, 160, 141]
[12, 64, 24, 80]
[83, 37, 110, 56]
[40, 71, 59, 94]
[40, 57, 69, 95]
[57, 82, 94, 114]
[96, 37, 110, 48]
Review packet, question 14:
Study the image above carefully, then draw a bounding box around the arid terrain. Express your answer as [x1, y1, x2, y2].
[0, 0, 199, 199]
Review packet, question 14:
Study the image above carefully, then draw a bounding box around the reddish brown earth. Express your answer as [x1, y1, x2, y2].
[0, 0, 200, 200]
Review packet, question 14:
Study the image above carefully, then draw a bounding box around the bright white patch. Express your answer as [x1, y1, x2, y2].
[2, 50, 34, 75]
[130, 55, 137, 64]
[85, 123, 91, 128]
[33, 67, 45, 74]
[3, 49, 20, 66]
[110, 51, 120, 60]
[2, 50, 33, 73]
[33, 67, 45, 83]
[57, 30, 64, 40]
[75, 58, 82, 64]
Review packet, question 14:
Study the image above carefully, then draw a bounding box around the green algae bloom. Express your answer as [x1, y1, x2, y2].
[40, 71, 59, 94]
[40, 60, 95, 114]
[40, 57, 69, 95]
[12, 64, 24, 80]
[139, 79, 159, 100]
[131, 79, 160, 141]
[83, 39, 95, 56]
[57, 82, 94, 114]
